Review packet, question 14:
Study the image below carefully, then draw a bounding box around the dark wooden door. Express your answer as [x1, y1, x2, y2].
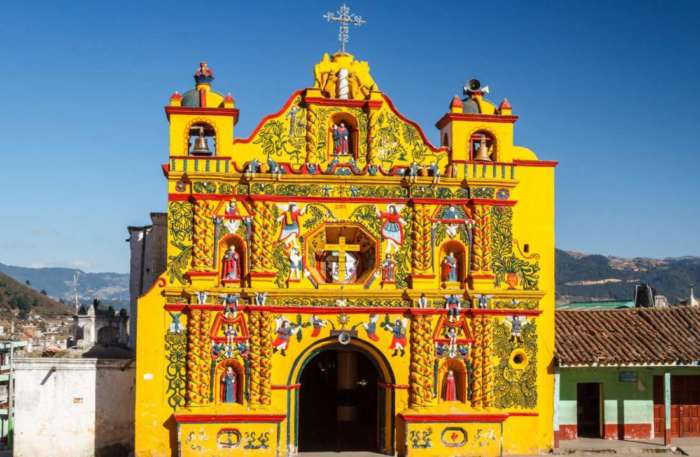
[577, 383, 602, 438]
[654, 375, 700, 438]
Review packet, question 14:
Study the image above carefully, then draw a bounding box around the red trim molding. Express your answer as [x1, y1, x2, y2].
[303, 96, 382, 110]
[513, 159, 559, 168]
[173, 414, 286, 424]
[186, 271, 218, 278]
[435, 113, 519, 129]
[249, 271, 276, 278]
[400, 413, 509, 423]
[162, 303, 542, 316]
[234, 91, 304, 145]
[165, 106, 240, 124]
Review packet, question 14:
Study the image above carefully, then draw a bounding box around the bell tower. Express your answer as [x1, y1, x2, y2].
[165, 62, 239, 159]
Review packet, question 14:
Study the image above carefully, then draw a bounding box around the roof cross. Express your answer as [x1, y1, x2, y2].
[323, 4, 366, 53]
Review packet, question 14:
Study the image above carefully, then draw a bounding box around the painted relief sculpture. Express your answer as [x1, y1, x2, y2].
[134, 17, 556, 457]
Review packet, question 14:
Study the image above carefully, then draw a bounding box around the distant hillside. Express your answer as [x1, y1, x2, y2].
[0, 263, 129, 310]
[556, 249, 700, 303]
[0, 272, 71, 319]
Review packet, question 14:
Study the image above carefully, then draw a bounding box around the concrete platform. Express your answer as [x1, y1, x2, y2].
[555, 437, 700, 455]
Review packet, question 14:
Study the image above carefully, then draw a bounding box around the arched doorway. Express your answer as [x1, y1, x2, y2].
[296, 343, 391, 453]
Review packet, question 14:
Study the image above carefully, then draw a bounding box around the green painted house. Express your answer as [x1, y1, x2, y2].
[554, 306, 700, 444]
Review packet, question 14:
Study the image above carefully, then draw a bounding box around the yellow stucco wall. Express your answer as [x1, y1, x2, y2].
[134, 52, 556, 457]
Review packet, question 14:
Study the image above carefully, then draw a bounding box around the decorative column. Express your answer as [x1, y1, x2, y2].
[409, 315, 434, 408]
[469, 204, 493, 288]
[192, 200, 216, 270]
[250, 201, 276, 286]
[305, 104, 319, 164]
[470, 317, 483, 408]
[248, 311, 273, 408]
[411, 204, 434, 288]
[481, 317, 494, 407]
[186, 309, 211, 405]
[367, 108, 380, 166]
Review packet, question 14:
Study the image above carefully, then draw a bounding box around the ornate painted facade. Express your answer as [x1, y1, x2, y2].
[134, 53, 557, 457]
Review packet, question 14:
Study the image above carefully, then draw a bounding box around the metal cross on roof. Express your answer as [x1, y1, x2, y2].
[323, 4, 366, 53]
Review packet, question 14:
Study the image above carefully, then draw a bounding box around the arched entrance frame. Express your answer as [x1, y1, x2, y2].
[285, 336, 396, 455]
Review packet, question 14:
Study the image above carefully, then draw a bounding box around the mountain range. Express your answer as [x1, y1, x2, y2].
[0, 272, 71, 319]
[1, 249, 698, 311]
[0, 263, 129, 311]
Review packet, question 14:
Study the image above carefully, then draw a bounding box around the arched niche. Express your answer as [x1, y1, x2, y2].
[216, 359, 245, 405]
[327, 113, 359, 159]
[440, 358, 467, 403]
[469, 130, 497, 161]
[439, 240, 467, 286]
[187, 121, 217, 156]
[219, 234, 246, 287]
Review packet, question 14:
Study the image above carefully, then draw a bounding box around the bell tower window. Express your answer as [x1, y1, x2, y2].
[188, 122, 216, 156]
[469, 130, 496, 161]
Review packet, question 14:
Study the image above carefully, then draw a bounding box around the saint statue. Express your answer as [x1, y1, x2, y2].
[442, 252, 458, 282]
[443, 370, 457, 401]
[289, 247, 302, 281]
[222, 246, 240, 280]
[382, 254, 396, 283]
[332, 122, 350, 155]
[221, 366, 237, 403]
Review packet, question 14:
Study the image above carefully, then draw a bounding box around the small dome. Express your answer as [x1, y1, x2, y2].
[462, 98, 480, 114]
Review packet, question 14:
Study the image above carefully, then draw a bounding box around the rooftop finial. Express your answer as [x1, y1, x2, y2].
[323, 4, 366, 53]
[194, 61, 214, 85]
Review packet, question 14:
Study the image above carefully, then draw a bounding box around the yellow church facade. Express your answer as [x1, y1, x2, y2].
[134, 52, 557, 457]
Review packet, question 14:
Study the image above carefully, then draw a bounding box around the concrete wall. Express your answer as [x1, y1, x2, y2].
[128, 212, 167, 348]
[558, 366, 700, 440]
[13, 358, 134, 457]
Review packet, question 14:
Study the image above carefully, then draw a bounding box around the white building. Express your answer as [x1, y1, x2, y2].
[13, 357, 134, 457]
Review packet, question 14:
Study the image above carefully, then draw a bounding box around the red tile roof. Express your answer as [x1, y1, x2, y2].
[555, 307, 700, 366]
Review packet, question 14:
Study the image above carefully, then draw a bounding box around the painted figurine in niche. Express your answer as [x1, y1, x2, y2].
[473, 294, 492, 310]
[442, 252, 459, 282]
[443, 370, 457, 401]
[507, 316, 527, 343]
[445, 294, 462, 322]
[222, 246, 241, 281]
[376, 204, 406, 254]
[381, 254, 396, 283]
[417, 293, 429, 309]
[288, 247, 302, 281]
[332, 122, 350, 155]
[221, 366, 237, 403]
[224, 324, 237, 346]
[224, 294, 239, 317]
[383, 317, 408, 357]
[277, 203, 307, 248]
[446, 326, 459, 358]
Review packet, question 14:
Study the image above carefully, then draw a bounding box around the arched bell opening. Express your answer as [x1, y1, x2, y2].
[469, 130, 496, 161]
[188, 122, 217, 156]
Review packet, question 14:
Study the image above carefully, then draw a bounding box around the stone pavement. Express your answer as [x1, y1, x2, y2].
[554, 437, 700, 456]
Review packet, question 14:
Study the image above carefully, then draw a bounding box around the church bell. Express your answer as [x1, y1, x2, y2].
[190, 127, 212, 156]
[474, 135, 491, 161]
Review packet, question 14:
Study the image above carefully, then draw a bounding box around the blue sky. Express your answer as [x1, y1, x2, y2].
[0, 0, 698, 273]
